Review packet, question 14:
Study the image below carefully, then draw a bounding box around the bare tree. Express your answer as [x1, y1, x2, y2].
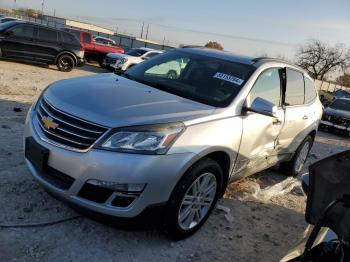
[296, 40, 350, 80]
[204, 41, 224, 51]
[336, 74, 350, 88]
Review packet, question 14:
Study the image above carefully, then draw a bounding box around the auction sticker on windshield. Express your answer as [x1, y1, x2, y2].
[213, 72, 244, 86]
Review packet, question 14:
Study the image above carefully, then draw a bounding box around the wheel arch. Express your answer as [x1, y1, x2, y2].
[55, 51, 77, 66]
[172, 148, 233, 200]
[308, 129, 317, 142]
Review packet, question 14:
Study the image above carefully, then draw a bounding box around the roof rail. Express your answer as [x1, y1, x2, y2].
[180, 45, 204, 48]
[251, 57, 289, 64]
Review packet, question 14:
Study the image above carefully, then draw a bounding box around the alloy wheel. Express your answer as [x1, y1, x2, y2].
[178, 172, 217, 230]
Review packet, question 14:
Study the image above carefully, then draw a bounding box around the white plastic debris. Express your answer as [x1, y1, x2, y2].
[224, 214, 234, 223]
[216, 204, 231, 214]
[238, 177, 301, 202]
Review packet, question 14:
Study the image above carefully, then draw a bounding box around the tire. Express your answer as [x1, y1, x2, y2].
[57, 54, 75, 72]
[280, 136, 313, 176]
[166, 70, 178, 79]
[98, 55, 106, 68]
[164, 158, 223, 240]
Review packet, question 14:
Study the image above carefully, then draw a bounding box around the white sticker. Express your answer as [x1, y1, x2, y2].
[213, 72, 244, 86]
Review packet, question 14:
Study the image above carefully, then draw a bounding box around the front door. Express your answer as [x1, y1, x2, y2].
[1, 24, 37, 60]
[277, 68, 310, 155]
[234, 68, 285, 178]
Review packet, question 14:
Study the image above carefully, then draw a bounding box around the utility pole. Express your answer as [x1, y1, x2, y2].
[53, 9, 56, 17]
[41, 0, 45, 15]
[145, 24, 149, 40]
[140, 22, 144, 38]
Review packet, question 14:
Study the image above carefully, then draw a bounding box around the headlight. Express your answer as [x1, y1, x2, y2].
[97, 123, 185, 154]
[120, 57, 128, 63]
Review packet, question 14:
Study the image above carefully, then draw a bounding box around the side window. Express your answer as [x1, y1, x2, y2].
[285, 69, 304, 106]
[9, 25, 35, 38]
[82, 33, 90, 43]
[248, 68, 281, 107]
[37, 28, 58, 42]
[304, 77, 317, 104]
[71, 31, 81, 41]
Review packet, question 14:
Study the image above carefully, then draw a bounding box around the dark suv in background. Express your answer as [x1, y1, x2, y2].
[0, 21, 84, 72]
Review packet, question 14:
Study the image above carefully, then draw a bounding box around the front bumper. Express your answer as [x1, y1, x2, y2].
[319, 120, 350, 135]
[24, 107, 196, 218]
[76, 57, 85, 67]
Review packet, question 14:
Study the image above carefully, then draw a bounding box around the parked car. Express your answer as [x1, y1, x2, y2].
[334, 89, 350, 100]
[319, 98, 350, 135]
[0, 21, 85, 72]
[103, 47, 163, 73]
[94, 36, 116, 46]
[65, 28, 124, 67]
[0, 17, 17, 23]
[24, 48, 323, 239]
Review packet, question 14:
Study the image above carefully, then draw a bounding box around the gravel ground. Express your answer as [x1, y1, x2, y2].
[0, 60, 349, 262]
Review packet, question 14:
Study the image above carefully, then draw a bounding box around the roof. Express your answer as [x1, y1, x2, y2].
[136, 47, 162, 52]
[179, 47, 255, 65]
[178, 47, 304, 72]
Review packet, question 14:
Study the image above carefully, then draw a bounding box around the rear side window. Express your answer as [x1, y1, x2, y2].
[248, 68, 281, 107]
[38, 27, 58, 42]
[62, 32, 78, 44]
[82, 33, 90, 43]
[9, 24, 35, 38]
[304, 77, 317, 104]
[70, 31, 81, 41]
[285, 69, 304, 106]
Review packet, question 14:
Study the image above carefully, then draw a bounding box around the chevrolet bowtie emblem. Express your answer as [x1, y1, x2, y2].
[41, 116, 59, 130]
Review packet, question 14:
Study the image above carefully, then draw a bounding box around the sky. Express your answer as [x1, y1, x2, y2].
[1, 0, 349, 59]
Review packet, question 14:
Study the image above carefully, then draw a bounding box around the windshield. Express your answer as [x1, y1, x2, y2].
[329, 99, 350, 111]
[123, 49, 255, 107]
[0, 21, 17, 31]
[126, 49, 148, 57]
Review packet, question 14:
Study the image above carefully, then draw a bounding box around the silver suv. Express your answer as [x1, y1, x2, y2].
[24, 48, 323, 239]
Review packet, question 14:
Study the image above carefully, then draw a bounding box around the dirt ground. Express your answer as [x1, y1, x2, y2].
[1, 60, 349, 262]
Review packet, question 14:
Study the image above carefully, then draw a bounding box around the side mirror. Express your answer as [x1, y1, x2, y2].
[244, 97, 277, 117]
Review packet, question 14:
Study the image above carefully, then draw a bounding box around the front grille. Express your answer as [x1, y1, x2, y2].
[105, 57, 117, 65]
[36, 98, 108, 151]
[39, 166, 75, 190]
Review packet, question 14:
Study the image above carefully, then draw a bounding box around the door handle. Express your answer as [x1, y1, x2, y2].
[302, 115, 308, 120]
[273, 119, 282, 125]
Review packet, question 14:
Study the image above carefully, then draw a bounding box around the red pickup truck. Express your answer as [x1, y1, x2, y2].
[67, 29, 124, 67]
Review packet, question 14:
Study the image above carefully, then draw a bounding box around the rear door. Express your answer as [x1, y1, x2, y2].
[34, 26, 60, 63]
[234, 68, 285, 177]
[277, 68, 310, 154]
[1, 23, 37, 60]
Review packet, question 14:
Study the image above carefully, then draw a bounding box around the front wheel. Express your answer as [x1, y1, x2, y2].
[280, 136, 313, 176]
[57, 54, 75, 72]
[164, 158, 223, 240]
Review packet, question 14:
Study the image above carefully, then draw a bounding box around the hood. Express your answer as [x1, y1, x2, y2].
[107, 53, 130, 59]
[44, 74, 215, 127]
[324, 107, 350, 119]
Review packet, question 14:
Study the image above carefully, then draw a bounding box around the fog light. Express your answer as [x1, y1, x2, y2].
[87, 179, 146, 193]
